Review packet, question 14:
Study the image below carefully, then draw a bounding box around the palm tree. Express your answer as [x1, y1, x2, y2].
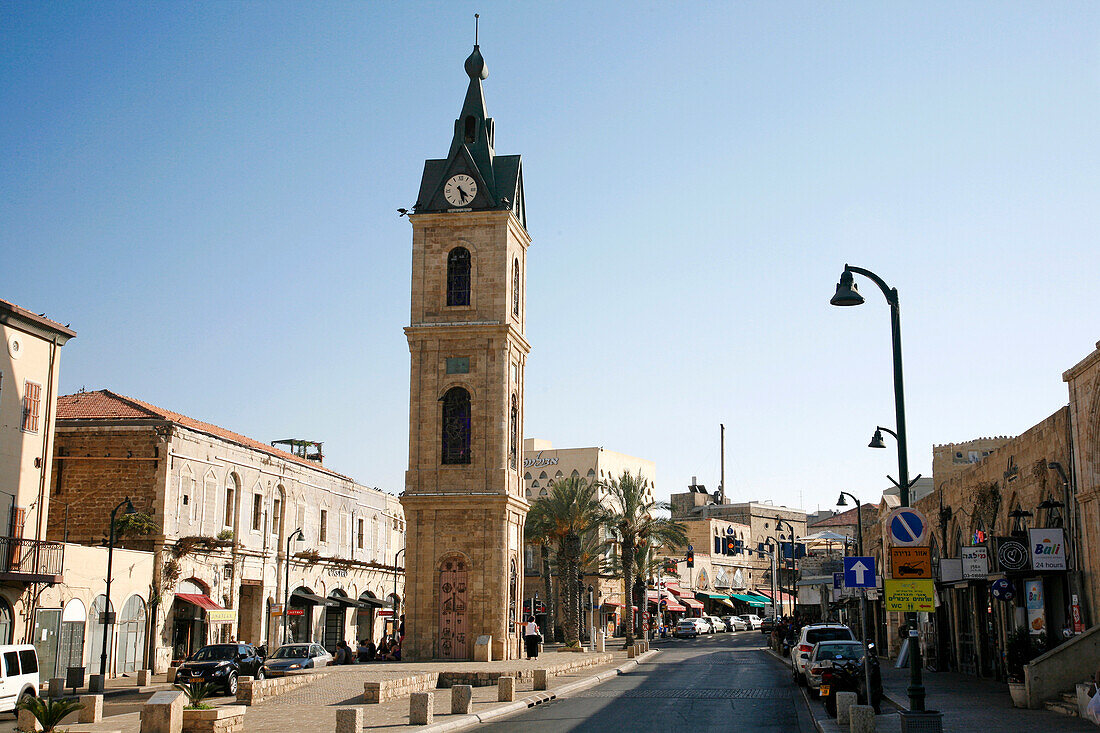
[526, 476, 602, 646]
[603, 470, 687, 647]
[523, 506, 556, 638]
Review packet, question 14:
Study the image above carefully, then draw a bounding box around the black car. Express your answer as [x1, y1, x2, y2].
[176, 643, 265, 695]
[760, 616, 777, 634]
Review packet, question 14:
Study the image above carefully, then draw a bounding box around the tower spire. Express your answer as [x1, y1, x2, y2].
[475, 13, 479, 45]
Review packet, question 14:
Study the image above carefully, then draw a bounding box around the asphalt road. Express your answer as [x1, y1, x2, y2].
[482, 631, 815, 732]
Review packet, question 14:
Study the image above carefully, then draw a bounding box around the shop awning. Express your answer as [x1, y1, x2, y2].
[680, 598, 704, 611]
[716, 598, 736, 610]
[695, 592, 728, 600]
[664, 600, 686, 613]
[291, 591, 339, 606]
[664, 583, 684, 597]
[175, 593, 237, 622]
[646, 590, 661, 602]
[730, 594, 768, 608]
[356, 596, 396, 609]
[601, 602, 623, 609]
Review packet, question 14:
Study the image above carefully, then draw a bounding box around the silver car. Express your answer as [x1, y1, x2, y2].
[724, 615, 749, 631]
[262, 643, 332, 676]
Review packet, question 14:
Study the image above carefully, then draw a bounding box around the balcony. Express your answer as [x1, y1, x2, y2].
[0, 537, 64, 584]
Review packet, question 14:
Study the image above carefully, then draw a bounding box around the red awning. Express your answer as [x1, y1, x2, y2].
[664, 583, 684, 597]
[176, 593, 223, 611]
[601, 602, 623, 608]
[680, 597, 704, 610]
[646, 590, 660, 602]
[664, 600, 686, 613]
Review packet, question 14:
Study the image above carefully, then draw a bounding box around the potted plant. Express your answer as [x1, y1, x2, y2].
[174, 681, 218, 710]
[1005, 626, 1046, 707]
[175, 680, 246, 733]
[16, 695, 85, 733]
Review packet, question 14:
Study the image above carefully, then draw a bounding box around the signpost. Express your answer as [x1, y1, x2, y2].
[843, 556, 876, 588]
[890, 547, 931, 579]
[884, 579, 935, 612]
[886, 507, 929, 547]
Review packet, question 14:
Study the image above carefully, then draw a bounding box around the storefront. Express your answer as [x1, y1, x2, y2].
[285, 587, 335, 645]
[170, 582, 237, 661]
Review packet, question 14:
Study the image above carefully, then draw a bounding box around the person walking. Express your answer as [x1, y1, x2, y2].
[524, 616, 542, 660]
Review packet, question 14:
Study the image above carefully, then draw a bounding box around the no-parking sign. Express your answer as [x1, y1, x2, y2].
[887, 507, 929, 547]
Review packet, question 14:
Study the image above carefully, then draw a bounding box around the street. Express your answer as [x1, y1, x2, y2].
[482, 632, 815, 732]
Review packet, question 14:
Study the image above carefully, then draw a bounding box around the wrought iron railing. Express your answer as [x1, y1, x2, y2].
[0, 536, 65, 579]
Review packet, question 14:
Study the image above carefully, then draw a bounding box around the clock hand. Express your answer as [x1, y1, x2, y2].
[457, 186, 469, 202]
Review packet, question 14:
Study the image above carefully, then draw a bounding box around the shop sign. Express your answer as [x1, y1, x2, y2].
[884, 579, 935, 612]
[328, 567, 349, 577]
[1025, 579, 1045, 635]
[995, 537, 1030, 573]
[961, 546, 988, 578]
[207, 609, 237, 623]
[523, 452, 559, 469]
[1028, 528, 1066, 571]
[890, 547, 931, 579]
[270, 604, 283, 616]
[286, 608, 305, 617]
[939, 558, 962, 583]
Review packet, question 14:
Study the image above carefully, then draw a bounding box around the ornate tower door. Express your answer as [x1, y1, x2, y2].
[438, 558, 468, 660]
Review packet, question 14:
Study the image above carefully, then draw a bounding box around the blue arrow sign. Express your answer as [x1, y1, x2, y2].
[888, 508, 928, 547]
[844, 556, 876, 588]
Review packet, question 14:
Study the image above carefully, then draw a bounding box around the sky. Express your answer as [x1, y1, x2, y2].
[2, 2, 1098, 513]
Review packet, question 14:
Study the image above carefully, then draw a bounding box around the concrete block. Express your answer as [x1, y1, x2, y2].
[597, 632, 605, 652]
[409, 692, 433, 726]
[497, 676, 515, 702]
[17, 707, 42, 731]
[849, 704, 875, 733]
[836, 691, 857, 724]
[140, 689, 184, 733]
[533, 669, 548, 691]
[89, 674, 105, 694]
[79, 694, 104, 723]
[627, 645, 637, 658]
[166, 666, 177, 683]
[137, 669, 152, 686]
[474, 635, 492, 662]
[48, 677, 65, 697]
[335, 707, 364, 733]
[451, 685, 472, 715]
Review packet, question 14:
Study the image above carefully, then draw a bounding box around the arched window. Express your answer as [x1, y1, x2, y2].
[0, 597, 13, 645]
[512, 259, 520, 317]
[224, 473, 239, 528]
[441, 387, 472, 464]
[60, 599, 86, 673]
[447, 247, 471, 307]
[509, 394, 518, 469]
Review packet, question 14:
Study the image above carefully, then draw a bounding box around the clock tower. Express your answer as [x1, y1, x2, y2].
[401, 40, 530, 661]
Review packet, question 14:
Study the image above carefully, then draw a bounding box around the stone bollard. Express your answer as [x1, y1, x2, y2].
[239, 676, 253, 683]
[451, 685, 472, 715]
[849, 704, 875, 733]
[627, 645, 637, 658]
[79, 694, 104, 723]
[836, 691, 857, 725]
[137, 669, 152, 686]
[498, 676, 515, 702]
[166, 666, 177, 683]
[89, 674, 105, 694]
[140, 689, 184, 733]
[17, 707, 43, 731]
[533, 669, 548, 691]
[48, 676, 65, 697]
[335, 707, 365, 733]
[597, 631, 605, 653]
[409, 692, 433, 726]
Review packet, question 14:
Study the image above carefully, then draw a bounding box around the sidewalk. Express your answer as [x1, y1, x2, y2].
[881, 665, 1098, 731]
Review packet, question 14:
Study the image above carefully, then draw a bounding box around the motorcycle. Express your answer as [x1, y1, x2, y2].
[818, 646, 882, 716]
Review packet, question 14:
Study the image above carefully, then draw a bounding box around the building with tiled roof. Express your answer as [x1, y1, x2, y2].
[48, 389, 404, 672]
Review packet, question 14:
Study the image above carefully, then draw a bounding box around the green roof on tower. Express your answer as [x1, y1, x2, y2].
[415, 39, 526, 228]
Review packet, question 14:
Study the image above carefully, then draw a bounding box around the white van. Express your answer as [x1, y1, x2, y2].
[0, 645, 39, 712]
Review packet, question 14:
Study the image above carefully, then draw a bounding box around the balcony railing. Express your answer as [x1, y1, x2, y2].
[0, 536, 64, 583]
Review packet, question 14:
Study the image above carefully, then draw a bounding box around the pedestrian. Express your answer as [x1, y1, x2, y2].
[357, 638, 375, 662]
[523, 615, 541, 659]
[333, 640, 351, 665]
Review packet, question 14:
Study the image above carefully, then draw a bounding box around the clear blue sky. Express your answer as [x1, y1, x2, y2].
[3, 2, 1098, 512]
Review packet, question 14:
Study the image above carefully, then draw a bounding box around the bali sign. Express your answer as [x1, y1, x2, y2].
[1028, 528, 1067, 571]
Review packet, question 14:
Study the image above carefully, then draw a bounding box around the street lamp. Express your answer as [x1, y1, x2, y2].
[393, 546, 406, 622]
[831, 263, 928, 713]
[101, 497, 137, 676]
[837, 491, 873, 711]
[282, 528, 305, 645]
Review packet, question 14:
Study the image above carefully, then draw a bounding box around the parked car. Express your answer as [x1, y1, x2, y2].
[807, 640, 882, 713]
[741, 614, 764, 630]
[0, 645, 39, 713]
[790, 624, 855, 686]
[176, 643, 266, 695]
[724, 616, 748, 631]
[703, 616, 727, 633]
[674, 619, 699, 638]
[262, 643, 332, 677]
[691, 617, 711, 634]
[760, 616, 777, 634]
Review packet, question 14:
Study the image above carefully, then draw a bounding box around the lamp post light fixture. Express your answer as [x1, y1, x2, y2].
[101, 497, 137, 677]
[282, 527, 305, 645]
[837, 491, 873, 711]
[831, 263, 928, 713]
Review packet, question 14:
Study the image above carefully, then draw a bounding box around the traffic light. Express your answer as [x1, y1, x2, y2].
[725, 536, 736, 555]
[686, 548, 695, 568]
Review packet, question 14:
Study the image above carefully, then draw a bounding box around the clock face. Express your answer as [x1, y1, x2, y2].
[444, 174, 478, 206]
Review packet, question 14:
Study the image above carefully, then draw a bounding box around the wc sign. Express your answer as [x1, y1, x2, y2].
[1028, 528, 1066, 571]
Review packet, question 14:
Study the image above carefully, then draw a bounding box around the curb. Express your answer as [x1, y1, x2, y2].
[416, 649, 660, 733]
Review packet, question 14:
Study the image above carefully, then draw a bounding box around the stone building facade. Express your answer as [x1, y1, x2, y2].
[49, 390, 404, 673]
[0, 298, 74, 648]
[401, 42, 530, 661]
[1064, 341, 1100, 629]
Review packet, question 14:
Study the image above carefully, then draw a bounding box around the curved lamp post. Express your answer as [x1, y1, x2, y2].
[775, 516, 797, 616]
[101, 497, 137, 676]
[282, 528, 305, 645]
[831, 264, 927, 712]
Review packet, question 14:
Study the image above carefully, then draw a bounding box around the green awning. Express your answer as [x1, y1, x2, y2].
[730, 594, 768, 608]
[694, 592, 728, 600]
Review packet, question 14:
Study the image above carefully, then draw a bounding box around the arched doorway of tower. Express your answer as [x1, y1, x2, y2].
[438, 556, 468, 660]
[323, 589, 348, 653]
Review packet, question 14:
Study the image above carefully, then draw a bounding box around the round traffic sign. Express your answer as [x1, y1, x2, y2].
[887, 507, 929, 547]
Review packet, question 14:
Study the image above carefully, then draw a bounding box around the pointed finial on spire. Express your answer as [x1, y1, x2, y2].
[464, 16, 488, 80]
[475, 13, 479, 45]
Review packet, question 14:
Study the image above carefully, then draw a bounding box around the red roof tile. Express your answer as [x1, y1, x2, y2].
[809, 504, 876, 529]
[57, 390, 354, 481]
